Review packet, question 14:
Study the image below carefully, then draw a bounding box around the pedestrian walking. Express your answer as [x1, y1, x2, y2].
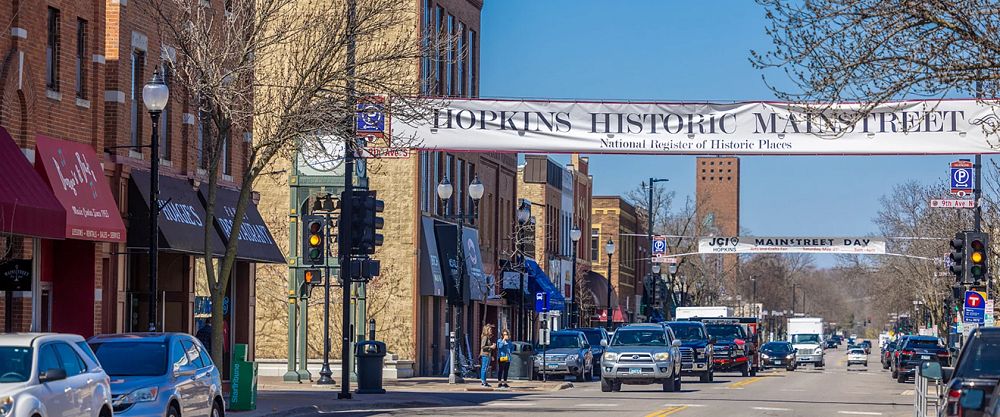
[496, 328, 512, 388]
[480, 324, 496, 387]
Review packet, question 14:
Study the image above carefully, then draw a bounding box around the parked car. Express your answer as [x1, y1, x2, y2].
[888, 335, 912, 375]
[88, 333, 224, 417]
[847, 348, 868, 368]
[664, 321, 715, 382]
[0, 333, 113, 417]
[759, 341, 797, 371]
[533, 330, 594, 381]
[576, 327, 610, 377]
[882, 339, 899, 369]
[925, 327, 1000, 417]
[892, 335, 947, 383]
[860, 340, 872, 354]
[600, 323, 683, 392]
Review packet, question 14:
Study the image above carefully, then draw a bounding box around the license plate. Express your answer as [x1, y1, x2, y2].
[547, 364, 559, 368]
[774, 360, 782, 365]
[921, 355, 931, 360]
[629, 368, 642, 374]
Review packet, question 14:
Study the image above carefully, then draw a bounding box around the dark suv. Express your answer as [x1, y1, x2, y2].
[664, 321, 715, 382]
[892, 335, 948, 383]
[933, 327, 1000, 417]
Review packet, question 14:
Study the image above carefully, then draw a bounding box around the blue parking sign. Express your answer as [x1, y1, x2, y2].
[356, 100, 386, 134]
[951, 160, 974, 196]
[535, 292, 548, 312]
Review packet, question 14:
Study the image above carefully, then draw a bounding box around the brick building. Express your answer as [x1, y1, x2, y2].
[0, 1, 278, 378]
[695, 157, 740, 284]
[587, 196, 649, 326]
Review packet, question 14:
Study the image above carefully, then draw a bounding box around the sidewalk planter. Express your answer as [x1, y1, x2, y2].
[357, 341, 387, 394]
[230, 344, 259, 410]
[508, 341, 535, 380]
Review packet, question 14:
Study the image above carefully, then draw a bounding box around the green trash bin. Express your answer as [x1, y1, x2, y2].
[229, 344, 258, 411]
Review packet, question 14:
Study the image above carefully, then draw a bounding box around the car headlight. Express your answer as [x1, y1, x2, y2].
[654, 352, 671, 361]
[761, 353, 770, 359]
[786, 354, 795, 359]
[814, 348, 823, 355]
[695, 347, 706, 355]
[603, 352, 618, 362]
[1, 396, 13, 417]
[115, 387, 159, 406]
[567, 354, 579, 362]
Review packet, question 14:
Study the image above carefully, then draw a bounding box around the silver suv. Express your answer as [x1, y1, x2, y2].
[600, 324, 683, 392]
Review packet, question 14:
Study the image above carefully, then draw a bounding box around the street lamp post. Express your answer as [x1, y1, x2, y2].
[605, 239, 616, 330]
[142, 71, 168, 332]
[651, 263, 661, 321]
[438, 175, 484, 384]
[570, 227, 582, 328]
[751, 276, 757, 316]
[516, 200, 532, 341]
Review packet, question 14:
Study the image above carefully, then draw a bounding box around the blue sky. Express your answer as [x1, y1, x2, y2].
[479, 0, 979, 267]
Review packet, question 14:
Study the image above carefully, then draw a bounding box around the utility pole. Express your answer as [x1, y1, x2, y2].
[338, 0, 356, 400]
[647, 178, 667, 319]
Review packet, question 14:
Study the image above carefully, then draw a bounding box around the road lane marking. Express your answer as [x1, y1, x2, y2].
[644, 405, 688, 417]
[780, 388, 806, 392]
[753, 407, 792, 411]
[728, 376, 764, 388]
[837, 412, 883, 416]
[900, 390, 915, 396]
[486, 402, 537, 407]
[576, 403, 618, 407]
[662, 404, 705, 407]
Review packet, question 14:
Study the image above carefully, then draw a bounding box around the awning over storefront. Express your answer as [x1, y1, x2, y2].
[419, 217, 445, 297]
[34, 135, 125, 242]
[583, 270, 618, 308]
[199, 185, 284, 263]
[128, 170, 225, 256]
[525, 259, 565, 311]
[0, 127, 65, 239]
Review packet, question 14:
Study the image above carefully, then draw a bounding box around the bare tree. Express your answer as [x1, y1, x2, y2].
[146, 0, 437, 365]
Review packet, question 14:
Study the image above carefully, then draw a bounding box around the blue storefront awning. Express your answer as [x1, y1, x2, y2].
[525, 259, 565, 311]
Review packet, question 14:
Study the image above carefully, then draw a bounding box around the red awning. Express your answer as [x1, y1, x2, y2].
[0, 127, 66, 239]
[597, 307, 628, 323]
[34, 135, 126, 242]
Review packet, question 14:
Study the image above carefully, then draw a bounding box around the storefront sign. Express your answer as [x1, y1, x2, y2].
[128, 170, 225, 256]
[698, 236, 887, 254]
[419, 217, 445, 297]
[461, 228, 489, 302]
[34, 135, 126, 242]
[0, 259, 32, 291]
[200, 185, 284, 264]
[399, 98, 1000, 155]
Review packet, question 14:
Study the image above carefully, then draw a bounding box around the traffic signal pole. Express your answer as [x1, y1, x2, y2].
[339, 0, 356, 400]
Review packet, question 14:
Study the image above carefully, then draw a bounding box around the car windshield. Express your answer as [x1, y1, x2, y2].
[791, 334, 821, 344]
[611, 329, 667, 346]
[705, 325, 743, 339]
[90, 341, 168, 376]
[544, 334, 582, 350]
[579, 330, 604, 346]
[956, 336, 1000, 379]
[0, 346, 33, 383]
[761, 342, 791, 353]
[906, 339, 942, 349]
[849, 349, 865, 354]
[669, 324, 706, 340]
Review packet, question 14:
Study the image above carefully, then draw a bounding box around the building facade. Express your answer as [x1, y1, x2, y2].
[695, 157, 741, 285]
[0, 1, 277, 380]
[588, 196, 649, 326]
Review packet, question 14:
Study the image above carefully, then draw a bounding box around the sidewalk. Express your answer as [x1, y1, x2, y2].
[230, 377, 573, 417]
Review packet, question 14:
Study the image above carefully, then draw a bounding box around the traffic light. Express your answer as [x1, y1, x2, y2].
[302, 215, 326, 266]
[966, 231, 989, 284]
[949, 232, 965, 281]
[303, 269, 323, 286]
[346, 191, 385, 255]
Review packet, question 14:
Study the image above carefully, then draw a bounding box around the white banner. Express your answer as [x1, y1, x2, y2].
[397, 98, 1000, 154]
[698, 236, 886, 254]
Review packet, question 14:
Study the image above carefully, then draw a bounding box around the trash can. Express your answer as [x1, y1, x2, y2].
[228, 344, 258, 411]
[508, 341, 535, 380]
[355, 341, 387, 394]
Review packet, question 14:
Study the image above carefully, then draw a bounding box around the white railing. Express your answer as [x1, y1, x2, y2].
[915, 365, 944, 417]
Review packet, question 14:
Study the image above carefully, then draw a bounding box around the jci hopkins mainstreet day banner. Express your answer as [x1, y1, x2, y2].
[398, 98, 1000, 154]
[699, 237, 887, 254]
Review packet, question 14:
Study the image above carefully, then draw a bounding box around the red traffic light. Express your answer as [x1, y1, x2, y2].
[309, 221, 322, 234]
[972, 240, 985, 251]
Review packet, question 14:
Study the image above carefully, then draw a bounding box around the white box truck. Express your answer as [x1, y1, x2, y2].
[787, 317, 825, 368]
[675, 306, 731, 320]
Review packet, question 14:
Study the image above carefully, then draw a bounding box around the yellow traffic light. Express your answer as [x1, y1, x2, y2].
[972, 251, 984, 263]
[309, 234, 322, 246]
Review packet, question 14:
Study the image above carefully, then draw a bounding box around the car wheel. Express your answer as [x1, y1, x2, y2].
[586, 366, 594, 382]
[787, 365, 795, 371]
[709, 370, 715, 382]
[741, 361, 750, 377]
[891, 368, 898, 379]
[664, 377, 677, 392]
[601, 377, 612, 392]
[612, 381, 622, 392]
[211, 399, 223, 417]
[699, 371, 711, 383]
[675, 375, 682, 391]
[897, 373, 907, 383]
[577, 368, 586, 382]
[167, 404, 180, 417]
[750, 366, 757, 377]
[100, 406, 112, 417]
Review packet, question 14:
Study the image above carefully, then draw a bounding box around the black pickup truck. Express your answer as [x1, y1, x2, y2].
[698, 318, 758, 377]
[664, 321, 716, 382]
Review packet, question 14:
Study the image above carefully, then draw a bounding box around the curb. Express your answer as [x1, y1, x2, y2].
[464, 382, 573, 392]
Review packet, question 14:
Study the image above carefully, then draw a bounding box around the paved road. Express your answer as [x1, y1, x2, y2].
[317, 348, 915, 417]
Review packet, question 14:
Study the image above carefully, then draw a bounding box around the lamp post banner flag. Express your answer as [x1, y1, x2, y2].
[699, 236, 887, 254]
[398, 98, 1000, 155]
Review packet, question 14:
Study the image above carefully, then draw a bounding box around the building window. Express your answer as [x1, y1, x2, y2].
[456, 22, 464, 97]
[419, 152, 428, 211]
[468, 30, 477, 96]
[446, 14, 454, 96]
[591, 228, 599, 261]
[197, 114, 207, 168]
[436, 6, 444, 96]
[160, 64, 172, 160]
[443, 154, 453, 215]
[46, 7, 61, 91]
[75, 19, 87, 98]
[222, 130, 231, 175]
[421, 0, 433, 94]
[130, 50, 145, 148]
